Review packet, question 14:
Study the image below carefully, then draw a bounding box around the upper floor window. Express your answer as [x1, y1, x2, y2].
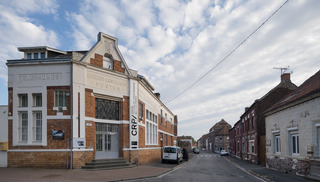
[34, 53, 39, 59]
[139, 102, 143, 121]
[33, 93, 42, 107]
[19, 94, 28, 107]
[27, 53, 32, 59]
[55, 90, 67, 111]
[40, 52, 45, 58]
[103, 56, 113, 69]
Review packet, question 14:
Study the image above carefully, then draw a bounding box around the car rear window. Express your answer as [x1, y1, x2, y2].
[164, 147, 176, 153]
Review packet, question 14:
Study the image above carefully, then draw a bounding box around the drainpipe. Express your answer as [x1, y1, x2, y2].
[70, 60, 74, 169]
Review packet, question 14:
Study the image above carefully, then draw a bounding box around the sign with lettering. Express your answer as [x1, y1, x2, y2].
[86, 71, 127, 94]
[129, 79, 139, 149]
[73, 138, 86, 148]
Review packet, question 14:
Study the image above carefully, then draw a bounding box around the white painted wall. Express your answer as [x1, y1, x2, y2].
[8, 63, 71, 147]
[266, 97, 320, 159]
[0, 106, 8, 167]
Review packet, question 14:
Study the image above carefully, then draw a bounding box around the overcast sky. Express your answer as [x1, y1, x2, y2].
[0, 0, 319, 140]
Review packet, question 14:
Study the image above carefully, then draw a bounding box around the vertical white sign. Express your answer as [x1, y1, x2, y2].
[129, 79, 139, 149]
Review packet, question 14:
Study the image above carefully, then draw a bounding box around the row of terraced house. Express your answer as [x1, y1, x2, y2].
[229, 70, 320, 178]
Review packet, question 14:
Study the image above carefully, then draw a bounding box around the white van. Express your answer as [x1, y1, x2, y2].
[162, 146, 183, 164]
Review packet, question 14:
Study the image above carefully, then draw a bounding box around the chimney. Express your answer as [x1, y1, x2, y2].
[281, 73, 290, 82]
[155, 93, 160, 100]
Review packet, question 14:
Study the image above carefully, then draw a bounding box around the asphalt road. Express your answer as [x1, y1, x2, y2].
[132, 151, 262, 182]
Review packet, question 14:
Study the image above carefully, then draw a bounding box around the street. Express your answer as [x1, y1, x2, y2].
[132, 151, 262, 182]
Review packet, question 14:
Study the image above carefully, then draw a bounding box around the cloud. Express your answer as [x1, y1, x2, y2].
[0, 1, 59, 87]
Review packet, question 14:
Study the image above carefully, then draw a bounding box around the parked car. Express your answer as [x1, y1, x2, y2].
[220, 150, 228, 156]
[162, 146, 183, 164]
[193, 148, 200, 154]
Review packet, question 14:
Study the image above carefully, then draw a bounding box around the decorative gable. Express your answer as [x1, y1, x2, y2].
[81, 32, 131, 76]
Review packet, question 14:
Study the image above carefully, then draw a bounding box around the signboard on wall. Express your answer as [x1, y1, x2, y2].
[52, 130, 64, 140]
[73, 138, 86, 148]
[129, 79, 139, 149]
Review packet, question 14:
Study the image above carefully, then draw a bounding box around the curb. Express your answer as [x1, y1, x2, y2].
[222, 156, 268, 182]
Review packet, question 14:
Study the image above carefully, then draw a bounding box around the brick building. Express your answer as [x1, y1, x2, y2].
[177, 136, 193, 152]
[265, 69, 320, 178]
[208, 119, 231, 153]
[6, 32, 177, 169]
[229, 73, 297, 165]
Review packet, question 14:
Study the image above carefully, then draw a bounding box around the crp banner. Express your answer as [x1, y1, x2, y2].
[129, 79, 139, 149]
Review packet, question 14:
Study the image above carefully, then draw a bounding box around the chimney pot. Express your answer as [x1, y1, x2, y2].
[155, 93, 160, 100]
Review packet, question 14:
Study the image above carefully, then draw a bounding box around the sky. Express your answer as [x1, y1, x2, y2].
[0, 0, 319, 140]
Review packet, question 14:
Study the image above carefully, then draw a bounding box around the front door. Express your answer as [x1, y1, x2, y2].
[95, 123, 119, 159]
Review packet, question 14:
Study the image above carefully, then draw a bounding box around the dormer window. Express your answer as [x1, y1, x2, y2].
[103, 56, 113, 70]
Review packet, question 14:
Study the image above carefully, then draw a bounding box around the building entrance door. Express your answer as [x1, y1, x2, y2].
[95, 123, 119, 159]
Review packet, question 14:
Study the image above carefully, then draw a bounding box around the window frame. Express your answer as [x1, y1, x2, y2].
[33, 112, 42, 142]
[54, 90, 67, 111]
[274, 134, 281, 154]
[19, 94, 28, 107]
[145, 110, 158, 146]
[290, 133, 299, 155]
[33, 93, 42, 107]
[19, 111, 28, 143]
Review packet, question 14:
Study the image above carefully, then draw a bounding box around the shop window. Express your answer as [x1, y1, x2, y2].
[55, 90, 67, 111]
[19, 94, 28, 107]
[19, 112, 28, 143]
[95, 98, 119, 120]
[33, 112, 42, 142]
[33, 93, 42, 107]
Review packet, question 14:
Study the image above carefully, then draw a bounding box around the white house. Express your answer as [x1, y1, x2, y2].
[265, 69, 320, 178]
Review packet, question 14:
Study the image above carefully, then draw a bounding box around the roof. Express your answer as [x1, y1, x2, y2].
[18, 46, 67, 54]
[209, 119, 231, 135]
[265, 69, 320, 115]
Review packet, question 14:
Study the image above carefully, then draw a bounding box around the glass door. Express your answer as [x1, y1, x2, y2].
[95, 123, 119, 159]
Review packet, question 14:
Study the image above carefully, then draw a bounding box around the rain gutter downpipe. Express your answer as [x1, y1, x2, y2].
[70, 60, 74, 169]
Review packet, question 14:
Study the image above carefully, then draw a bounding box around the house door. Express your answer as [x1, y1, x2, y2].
[95, 123, 119, 159]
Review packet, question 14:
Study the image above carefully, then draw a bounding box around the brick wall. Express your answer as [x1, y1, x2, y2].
[85, 88, 95, 117]
[139, 125, 145, 148]
[90, 53, 103, 67]
[47, 86, 70, 116]
[113, 60, 125, 73]
[72, 151, 94, 169]
[8, 151, 70, 168]
[267, 156, 310, 176]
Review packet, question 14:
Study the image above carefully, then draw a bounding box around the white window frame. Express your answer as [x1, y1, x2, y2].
[19, 112, 28, 143]
[290, 132, 299, 156]
[249, 140, 255, 154]
[103, 56, 113, 69]
[19, 94, 28, 107]
[33, 93, 42, 107]
[274, 134, 281, 154]
[145, 110, 158, 146]
[33, 112, 42, 143]
[54, 90, 67, 111]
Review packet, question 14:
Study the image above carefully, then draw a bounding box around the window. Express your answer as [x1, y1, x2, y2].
[290, 133, 299, 155]
[165, 134, 167, 146]
[242, 141, 245, 152]
[33, 93, 42, 107]
[274, 135, 280, 153]
[160, 110, 163, 124]
[251, 111, 255, 129]
[33, 112, 42, 142]
[19, 94, 28, 107]
[146, 121, 158, 145]
[103, 56, 113, 69]
[40, 52, 45, 58]
[146, 110, 149, 120]
[19, 112, 28, 143]
[95, 98, 119, 120]
[27, 53, 32, 59]
[34, 53, 39, 59]
[139, 102, 143, 121]
[249, 141, 255, 154]
[55, 90, 67, 111]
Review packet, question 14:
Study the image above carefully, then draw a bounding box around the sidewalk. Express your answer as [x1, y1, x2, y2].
[0, 157, 192, 182]
[223, 155, 317, 182]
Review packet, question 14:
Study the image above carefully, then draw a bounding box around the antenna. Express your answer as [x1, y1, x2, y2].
[273, 65, 290, 75]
